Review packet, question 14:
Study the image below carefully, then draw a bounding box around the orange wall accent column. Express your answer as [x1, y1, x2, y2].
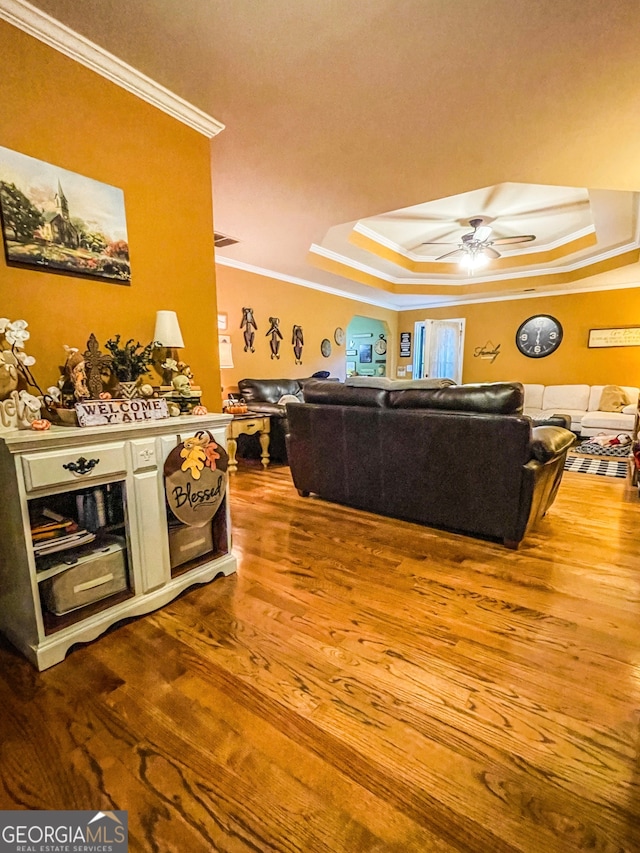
[0, 21, 221, 410]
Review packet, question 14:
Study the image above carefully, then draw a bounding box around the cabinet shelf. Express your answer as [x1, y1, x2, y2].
[0, 413, 237, 669]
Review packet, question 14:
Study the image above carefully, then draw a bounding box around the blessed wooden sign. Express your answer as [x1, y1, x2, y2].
[75, 397, 169, 427]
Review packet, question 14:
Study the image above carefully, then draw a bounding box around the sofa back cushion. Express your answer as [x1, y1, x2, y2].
[388, 382, 524, 414]
[541, 384, 589, 412]
[522, 384, 545, 410]
[301, 380, 389, 408]
[238, 378, 303, 404]
[345, 376, 455, 390]
[588, 385, 639, 412]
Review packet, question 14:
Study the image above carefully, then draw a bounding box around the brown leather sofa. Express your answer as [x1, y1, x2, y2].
[237, 377, 325, 461]
[285, 381, 574, 548]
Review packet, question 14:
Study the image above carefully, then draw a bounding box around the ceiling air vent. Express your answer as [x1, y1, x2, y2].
[214, 231, 239, 248]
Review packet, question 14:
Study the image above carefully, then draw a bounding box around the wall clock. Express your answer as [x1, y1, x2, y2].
[374, 334, 387, 355]
[516, 315, 563, 358]
[321, 338, 332, 357]
[334, 327, 345, 346]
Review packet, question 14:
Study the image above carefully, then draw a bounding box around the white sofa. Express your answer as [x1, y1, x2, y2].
[521, 384, 638, 436]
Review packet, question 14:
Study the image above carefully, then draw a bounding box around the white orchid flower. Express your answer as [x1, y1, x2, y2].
[46, 386, 62, 402]
[16, 351, 36, 366]
[5, 320, 30, 348]
[0, 318, 10, 333]
[162, 357, 179, 372]
[18, 390, 42, 413]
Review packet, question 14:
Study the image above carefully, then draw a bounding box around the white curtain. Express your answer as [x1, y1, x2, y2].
[428, 321, 461, 381]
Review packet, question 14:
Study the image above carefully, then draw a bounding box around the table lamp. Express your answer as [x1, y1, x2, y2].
[153, 310, 185, 386]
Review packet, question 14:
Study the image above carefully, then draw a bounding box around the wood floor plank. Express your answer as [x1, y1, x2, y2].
[1, 464, 640, 851]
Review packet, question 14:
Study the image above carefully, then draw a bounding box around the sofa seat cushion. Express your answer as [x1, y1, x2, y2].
[541, 384, 590, 412]
[580, 411, 635, 432]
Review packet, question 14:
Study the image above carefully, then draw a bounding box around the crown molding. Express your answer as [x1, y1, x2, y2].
[214, 256, 399, 310]
[0, 0, 224, 138]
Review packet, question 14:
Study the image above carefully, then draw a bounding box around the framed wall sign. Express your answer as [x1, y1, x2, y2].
[588, 326, 640, 348]
[400, 331, 412, 357]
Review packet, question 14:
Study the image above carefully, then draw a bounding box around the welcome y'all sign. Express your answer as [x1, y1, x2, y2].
[75, 397, 169, 427]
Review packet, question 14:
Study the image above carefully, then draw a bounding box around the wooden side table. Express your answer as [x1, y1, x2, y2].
[226, 413, 271, 473]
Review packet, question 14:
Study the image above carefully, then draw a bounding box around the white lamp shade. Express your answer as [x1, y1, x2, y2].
[153, 310, 184, 348]
[218, 334, 234, 369]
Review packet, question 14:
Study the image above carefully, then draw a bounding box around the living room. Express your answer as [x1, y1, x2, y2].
[1, 3, 640, 852]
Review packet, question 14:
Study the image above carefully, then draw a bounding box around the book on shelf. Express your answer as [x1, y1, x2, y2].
[33, 530, 96, 557]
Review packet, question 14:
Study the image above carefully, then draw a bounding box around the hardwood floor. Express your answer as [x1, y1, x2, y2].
[1, 463, 640, 852]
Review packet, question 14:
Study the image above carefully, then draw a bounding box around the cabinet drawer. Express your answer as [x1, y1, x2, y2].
[21, 442, 127, 492]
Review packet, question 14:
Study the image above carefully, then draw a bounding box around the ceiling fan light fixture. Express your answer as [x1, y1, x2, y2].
[459, 249, 489, 273]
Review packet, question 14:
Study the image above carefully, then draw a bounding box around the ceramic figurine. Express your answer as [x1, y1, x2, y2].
[0, 353, 19, 400]
[172, 374, 191, 397]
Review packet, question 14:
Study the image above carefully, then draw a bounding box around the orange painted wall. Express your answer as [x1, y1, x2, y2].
[0, 21, 222, 409]
[215, 264, 397, 396]
[399, 288, 640, 386]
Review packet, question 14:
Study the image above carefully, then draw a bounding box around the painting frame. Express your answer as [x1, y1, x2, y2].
[359, 344, 373, 363]
[0, 146, 131, 284]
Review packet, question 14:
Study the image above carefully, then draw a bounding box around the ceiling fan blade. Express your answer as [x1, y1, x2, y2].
[420, 241, 459, 246]
[491, 235, 536, 245]
[435, 249, 463, 261]
[473, 224, 493, 242]
[484, 247, 501, 259]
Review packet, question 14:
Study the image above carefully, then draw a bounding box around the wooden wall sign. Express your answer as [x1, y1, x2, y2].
[164, 431, 228, 526]
[75, 397, 169, 427]
[588, 327, 640, 348]
[473, 341, 501, 363]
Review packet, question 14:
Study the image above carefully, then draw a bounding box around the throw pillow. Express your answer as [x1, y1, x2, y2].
[599, 385, 631, 412]
[278, 394, 300, 405]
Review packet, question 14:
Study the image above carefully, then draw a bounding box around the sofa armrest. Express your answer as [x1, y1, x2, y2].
[529, 425, 575, 463]
[245, 402, 287, 418]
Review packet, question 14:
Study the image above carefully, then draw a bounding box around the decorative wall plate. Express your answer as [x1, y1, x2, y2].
[321, 338, 332, 357]
[334, 327, 345, 346]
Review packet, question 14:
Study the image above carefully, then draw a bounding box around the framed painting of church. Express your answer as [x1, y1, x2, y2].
[0, 146, 131, 284]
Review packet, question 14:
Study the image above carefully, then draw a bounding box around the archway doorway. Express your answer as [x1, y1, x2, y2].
[345, 316, 390, 378]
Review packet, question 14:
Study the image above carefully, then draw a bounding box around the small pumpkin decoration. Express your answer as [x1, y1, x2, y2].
[31, 418, 51, 431]
[192, 404, 208, 416]
[99, 391, 112, 400]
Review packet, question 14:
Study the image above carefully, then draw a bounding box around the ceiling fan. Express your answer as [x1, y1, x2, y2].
[421, 217, 536, 269]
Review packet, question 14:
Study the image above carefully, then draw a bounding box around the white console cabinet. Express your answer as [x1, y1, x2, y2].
[0, 413, 236, 670]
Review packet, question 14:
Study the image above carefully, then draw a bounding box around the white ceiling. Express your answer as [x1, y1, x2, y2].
[10, 0, 640, 310]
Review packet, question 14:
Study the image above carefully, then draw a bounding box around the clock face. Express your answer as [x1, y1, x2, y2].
[516, 315, 563, 358]
[334, 327, 345, 345]
[374, 335, 387, 355]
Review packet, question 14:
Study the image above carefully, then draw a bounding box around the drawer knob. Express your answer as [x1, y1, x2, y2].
[62, 457, 100, 476]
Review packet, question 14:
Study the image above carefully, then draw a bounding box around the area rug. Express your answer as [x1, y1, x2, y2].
[574, 439, 631, 457]
[564, 455, 627, 478]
